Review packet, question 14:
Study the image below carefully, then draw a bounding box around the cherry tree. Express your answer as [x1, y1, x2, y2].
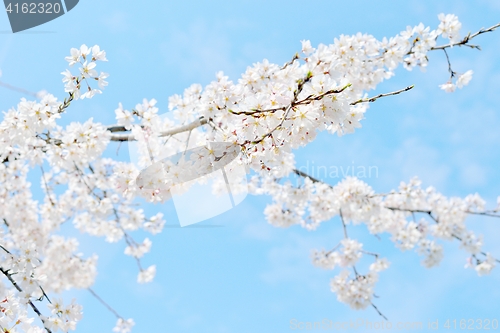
[0, 13, 499, 333]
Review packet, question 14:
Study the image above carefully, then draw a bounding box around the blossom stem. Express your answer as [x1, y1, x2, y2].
[0, 81, 39, 97]
[87, 288, 123, 319]
[0, 267, 53, 333]
[371, 302, 389, 321]
[108, 117, 208, 142]
[339, 209, 348, 239]
[442, 49, 455, 78]
[350, 85, 414, 106]
[431, 22, 500, 50]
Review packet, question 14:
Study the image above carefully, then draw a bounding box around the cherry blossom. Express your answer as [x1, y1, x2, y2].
[0, 14, 499, 333]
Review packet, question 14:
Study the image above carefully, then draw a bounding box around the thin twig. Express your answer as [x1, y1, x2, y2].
[281, 52, 300, 70]
[371, 302, 389, 321]
[339, 209, 348, 239]
[350, 85, 414, 106]
[40, 165, 55, 206]
[442, 49, 455, 78]
[294, 84, 352, 106]
[385, 206, 500, 219]
[228, 106, 285, 116]
[246, 73, 346, 146]
[391, 209, 500, 264]
[0, 244, 11, 254]
[451, 233, 500, 264]
[109, 117, 208, 142]
[0, 267, 52, 333]
[431, 22, 500, 50]
[116, 141, 122, 156]
[293, 168, 324, 184]
[73, 163, 100, 200]
[361, 250, 379, 258]
[466, 210, 500, 218]
[87, 288, 122, 319]
[352, 266, 359, 277]
[0, 81, 39, 97]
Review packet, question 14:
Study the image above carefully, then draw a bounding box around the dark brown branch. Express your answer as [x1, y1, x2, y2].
[247, 80, 352, 146]
[228, 106, 286, 116]
[385, 206, 500, 219]
[293, 168, 324, 184]
[245, 71, 314, 145]
[294, 84, 352, 105]
[0, 267, 52, 333]
[442, 49, 455, 78]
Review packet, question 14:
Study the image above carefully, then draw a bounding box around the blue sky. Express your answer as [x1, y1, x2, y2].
[1, 1, 500, 332]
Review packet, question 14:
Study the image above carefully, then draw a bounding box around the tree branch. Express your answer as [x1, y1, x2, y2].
[0, 81, 39, 98]
[339, 209, 348, 239]
[293, 168, 324, 184]
[371, 302, 389, 321]
[108, 117, 208, 142]
[384, 206, 500, 219]
[431, 22, 500, 50]
[350, 85, 414, 106]
[87, 288, 123, 319]
[0, 267, 52, 333]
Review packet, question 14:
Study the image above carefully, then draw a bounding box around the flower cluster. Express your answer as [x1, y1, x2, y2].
[252, 174, 499, 309]
[117, 14, 473, 193]
[439, 70, 474, 93]
[330, 270, 380, 310]
[0, 243, 84, 332]
[113, 318, 135, 333]
[311, 239, 364, 269]
[0, 12, 498, 332]
[437, 13, 462, 43]
[62, 44, 109, 99]
[0, 43, 168, 331]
